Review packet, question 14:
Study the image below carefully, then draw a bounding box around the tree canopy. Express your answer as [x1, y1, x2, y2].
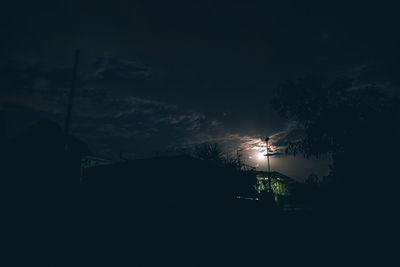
[273, 75, 400, 211]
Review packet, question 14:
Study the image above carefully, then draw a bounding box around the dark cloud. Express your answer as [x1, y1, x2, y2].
[0, 57, 223, 158]
[90, 56, 151, 83]
[269, 122, 306, 150]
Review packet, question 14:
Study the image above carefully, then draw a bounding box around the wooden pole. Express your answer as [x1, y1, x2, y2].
[65, 49, 80, 136]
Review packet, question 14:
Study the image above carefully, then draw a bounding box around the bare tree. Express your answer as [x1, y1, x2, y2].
[193, 143, 224, 164]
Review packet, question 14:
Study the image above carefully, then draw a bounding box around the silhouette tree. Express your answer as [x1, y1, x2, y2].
[193, 143, 224, 165]
[273, 75, 400, 213]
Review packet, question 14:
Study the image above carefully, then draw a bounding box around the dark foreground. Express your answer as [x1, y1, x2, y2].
[0, 121, 397, 265]
[2, 184, 397, 266]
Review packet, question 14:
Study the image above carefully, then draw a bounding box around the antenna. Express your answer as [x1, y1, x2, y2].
[265, 136, 272, 193]
[265, 136, 271, 173]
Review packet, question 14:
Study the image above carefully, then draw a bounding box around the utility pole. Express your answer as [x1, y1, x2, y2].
[64, 49, 80, 137]
[63, 50, 81, 185]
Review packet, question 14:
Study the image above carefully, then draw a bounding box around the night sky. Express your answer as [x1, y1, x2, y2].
[1, 0, 399, 180]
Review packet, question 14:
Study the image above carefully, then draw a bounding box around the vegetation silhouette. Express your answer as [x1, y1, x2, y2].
[273, 75, 400, 219]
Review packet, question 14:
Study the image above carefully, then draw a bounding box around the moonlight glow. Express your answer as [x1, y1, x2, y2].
[256, 152, 265, 160]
